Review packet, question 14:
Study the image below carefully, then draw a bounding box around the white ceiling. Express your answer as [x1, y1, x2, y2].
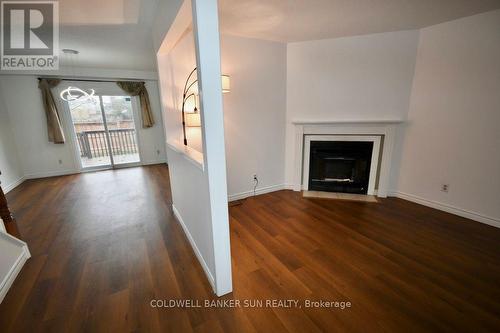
[58, 0, 500, 70]
[219, 0, 500, 42]
[59, 0, 157, 71]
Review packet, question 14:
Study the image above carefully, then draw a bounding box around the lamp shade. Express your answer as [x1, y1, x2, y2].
[222, 75, 230, 93]
[185, 112, 201, 127]
[184, 94, 197, 113]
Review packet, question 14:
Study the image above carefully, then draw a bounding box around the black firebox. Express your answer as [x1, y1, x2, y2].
[308, 141, 374, 194]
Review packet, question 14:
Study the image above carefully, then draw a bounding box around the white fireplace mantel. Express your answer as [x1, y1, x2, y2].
[292, 120, 404, 197]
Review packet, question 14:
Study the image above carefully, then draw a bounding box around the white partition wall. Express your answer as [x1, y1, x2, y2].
[155, 0, 232, 296]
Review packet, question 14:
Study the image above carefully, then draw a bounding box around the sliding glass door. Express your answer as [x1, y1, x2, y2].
[101, 96, 140, 166]
[67, 95, 141, 170]
[68, 96, 111, 168]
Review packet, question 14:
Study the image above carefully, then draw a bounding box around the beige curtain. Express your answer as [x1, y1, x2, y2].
[116, 81, 155, 128]
[38, 78, 65, 144]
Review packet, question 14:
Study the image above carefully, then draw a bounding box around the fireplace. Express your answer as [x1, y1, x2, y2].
[308, 140, 374, 194]
[294, 122, 398, 197]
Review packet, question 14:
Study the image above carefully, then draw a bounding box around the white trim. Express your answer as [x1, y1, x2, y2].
[9, 162, 166, 184]
[0, 67, 158, 81]
[302, 135, 381, 195]
[293, 125, 305, 191]
[2, 176, 25, 193]
[171, 204, 216, 291]
[292, 122, 399, 197]
[0, 232, 31, 304]
[228, 184, 286, 202]
[166, 140, 204, 171]
[24, 169, 79, 180]
[388, 191, 500, 229]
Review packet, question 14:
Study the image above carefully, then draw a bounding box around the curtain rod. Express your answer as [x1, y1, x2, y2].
[37, 77, 145, 83]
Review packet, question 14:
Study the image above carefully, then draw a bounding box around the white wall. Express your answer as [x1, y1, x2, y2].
[285, 30, 420, 185]
[0, 74, 166, 179]
[0, 90, 23, 192]
[396, 10, 500, 225]
[156, 0, 232, 295]
[0, 76, 77, 178]
[220, 35, 287, 199]
[157, 29, 217, 283]
[157, 31, 288, 200]
[158, 30, 203, 152]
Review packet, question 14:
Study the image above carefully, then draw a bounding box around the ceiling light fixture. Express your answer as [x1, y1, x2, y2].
[59, 48, 96, 103]
[62, 48, 79, 55]
[60, 86, 96, 102]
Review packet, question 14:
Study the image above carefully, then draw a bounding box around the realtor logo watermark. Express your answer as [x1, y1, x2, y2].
[1, 1, 59, 70]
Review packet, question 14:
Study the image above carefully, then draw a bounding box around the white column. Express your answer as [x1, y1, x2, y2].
[191, 0, 232, 296]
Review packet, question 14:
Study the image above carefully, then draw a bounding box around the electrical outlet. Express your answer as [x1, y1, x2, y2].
[441, 184, 449, 192]
[252, 174, 259, 196]
[58, 159, 63, 165]
[157, 149, 160, 155]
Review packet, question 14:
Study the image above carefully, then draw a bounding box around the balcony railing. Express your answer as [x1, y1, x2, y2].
[77, 129, 138, 159]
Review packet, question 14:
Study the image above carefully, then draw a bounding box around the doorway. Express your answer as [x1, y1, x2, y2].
[67, 95, 141, 170]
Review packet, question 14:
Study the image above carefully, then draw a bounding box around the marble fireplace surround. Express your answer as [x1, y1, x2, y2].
[291, 120, 404, 197]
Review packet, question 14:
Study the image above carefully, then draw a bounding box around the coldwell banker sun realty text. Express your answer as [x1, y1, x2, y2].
[1, 0, 59, 70]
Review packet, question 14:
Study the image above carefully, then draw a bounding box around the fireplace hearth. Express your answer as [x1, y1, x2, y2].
[308, 141, 374, 194]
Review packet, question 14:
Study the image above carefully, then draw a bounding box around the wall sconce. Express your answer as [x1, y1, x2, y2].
[185, 112, 201, 127]
[181, 68, 230, 144]
[184, 92, 200, 127]
[222, 75, 230, 93]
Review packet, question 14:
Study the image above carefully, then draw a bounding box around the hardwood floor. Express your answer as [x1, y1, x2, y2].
[1, 164, 499, 332]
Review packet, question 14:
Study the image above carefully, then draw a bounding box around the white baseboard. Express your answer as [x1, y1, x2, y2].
[2, 176, 25, 194]
[24, 169, 79, 180]
[7, 163, 166, 189]
[141, 159, 167, 166]
[228, 184, 286, 202]
[0, 232, 31, 304]
[171, 204, 215, 292]
[388, 191, 500, 229]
